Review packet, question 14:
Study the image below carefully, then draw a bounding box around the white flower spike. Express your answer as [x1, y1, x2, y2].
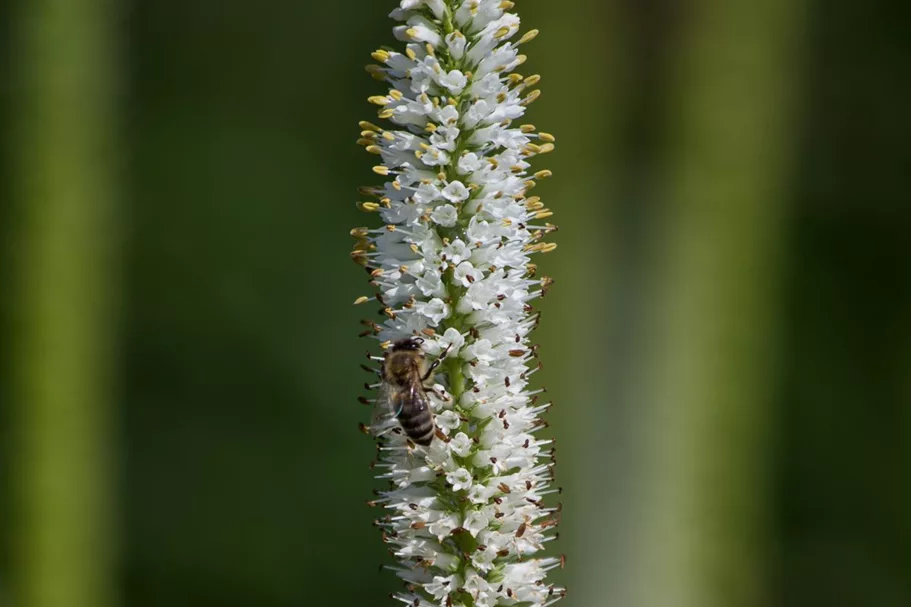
[353, 1, 563, 605]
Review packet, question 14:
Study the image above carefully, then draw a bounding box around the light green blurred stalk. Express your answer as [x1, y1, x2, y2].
[11, 0, 119, 606]
[633, 2, 805, 607]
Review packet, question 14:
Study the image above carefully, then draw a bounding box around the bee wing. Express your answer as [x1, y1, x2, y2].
[403, 382, 431, 415]
[370, 382, 400, 437]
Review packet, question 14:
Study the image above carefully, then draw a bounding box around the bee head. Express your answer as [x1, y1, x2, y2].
[391, 337, 424, 351]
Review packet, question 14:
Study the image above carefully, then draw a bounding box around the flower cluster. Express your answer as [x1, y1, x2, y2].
[352, 1, 563, 605]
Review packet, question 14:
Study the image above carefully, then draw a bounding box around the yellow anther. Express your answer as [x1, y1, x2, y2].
[405, 27, 418, 39]
[494, 26, 511, 39]
[522, 90, 541, 105]
[535, 169, 553, 179]
[359, 121, 380, 132]
[358, 202, 381, 212]
[356, 138, 373, 147]
[518, 29, 540, 45]
[366, 145, 382, 155]
[425, 43, 435, 56]
[350, 227, 369, 238]
[372, 166, 390, 176]
[389, 89, 403, 101]
[537, 142, 555, 154]
[525, 242, 557, 254]
[535, 210, 554, 219]
[520, 124, 536, 133]
[525, 143, 542, 154]
[499, 1, 515, 9]
[353, 296, 370, 305]
[382, 131, 396, 141]
[378, 109, 395, 119]
[365, 65, 385, 78]
[523, 74, 541, 86]
[515, 54, 527, 65]
[538, 132, 555, 143]
[405, 47, 417, 60]
[371, 50, 390, 62]
[368, 95, 389, 106]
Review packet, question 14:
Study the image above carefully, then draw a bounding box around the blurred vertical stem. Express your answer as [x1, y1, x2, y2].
[11, 0, 119, 605]
[635, 2, 804, 607]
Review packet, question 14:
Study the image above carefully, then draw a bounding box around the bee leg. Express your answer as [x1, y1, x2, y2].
[393, 404, 404, 418]
[422, 343, 453, 381]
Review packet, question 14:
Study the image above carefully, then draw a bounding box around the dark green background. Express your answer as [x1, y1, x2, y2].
[2, 0, 909, 606]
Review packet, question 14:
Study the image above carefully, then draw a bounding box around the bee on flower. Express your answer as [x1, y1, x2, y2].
[352, 1, 564, 605]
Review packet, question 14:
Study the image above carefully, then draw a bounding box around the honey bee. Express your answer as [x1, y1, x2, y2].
[375, 337, 449, 446]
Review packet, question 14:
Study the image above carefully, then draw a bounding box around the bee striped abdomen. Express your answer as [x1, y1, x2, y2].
[397, 387, 434, 446]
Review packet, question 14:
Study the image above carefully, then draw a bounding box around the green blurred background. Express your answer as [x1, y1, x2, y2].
[1, 0, 909, 606]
